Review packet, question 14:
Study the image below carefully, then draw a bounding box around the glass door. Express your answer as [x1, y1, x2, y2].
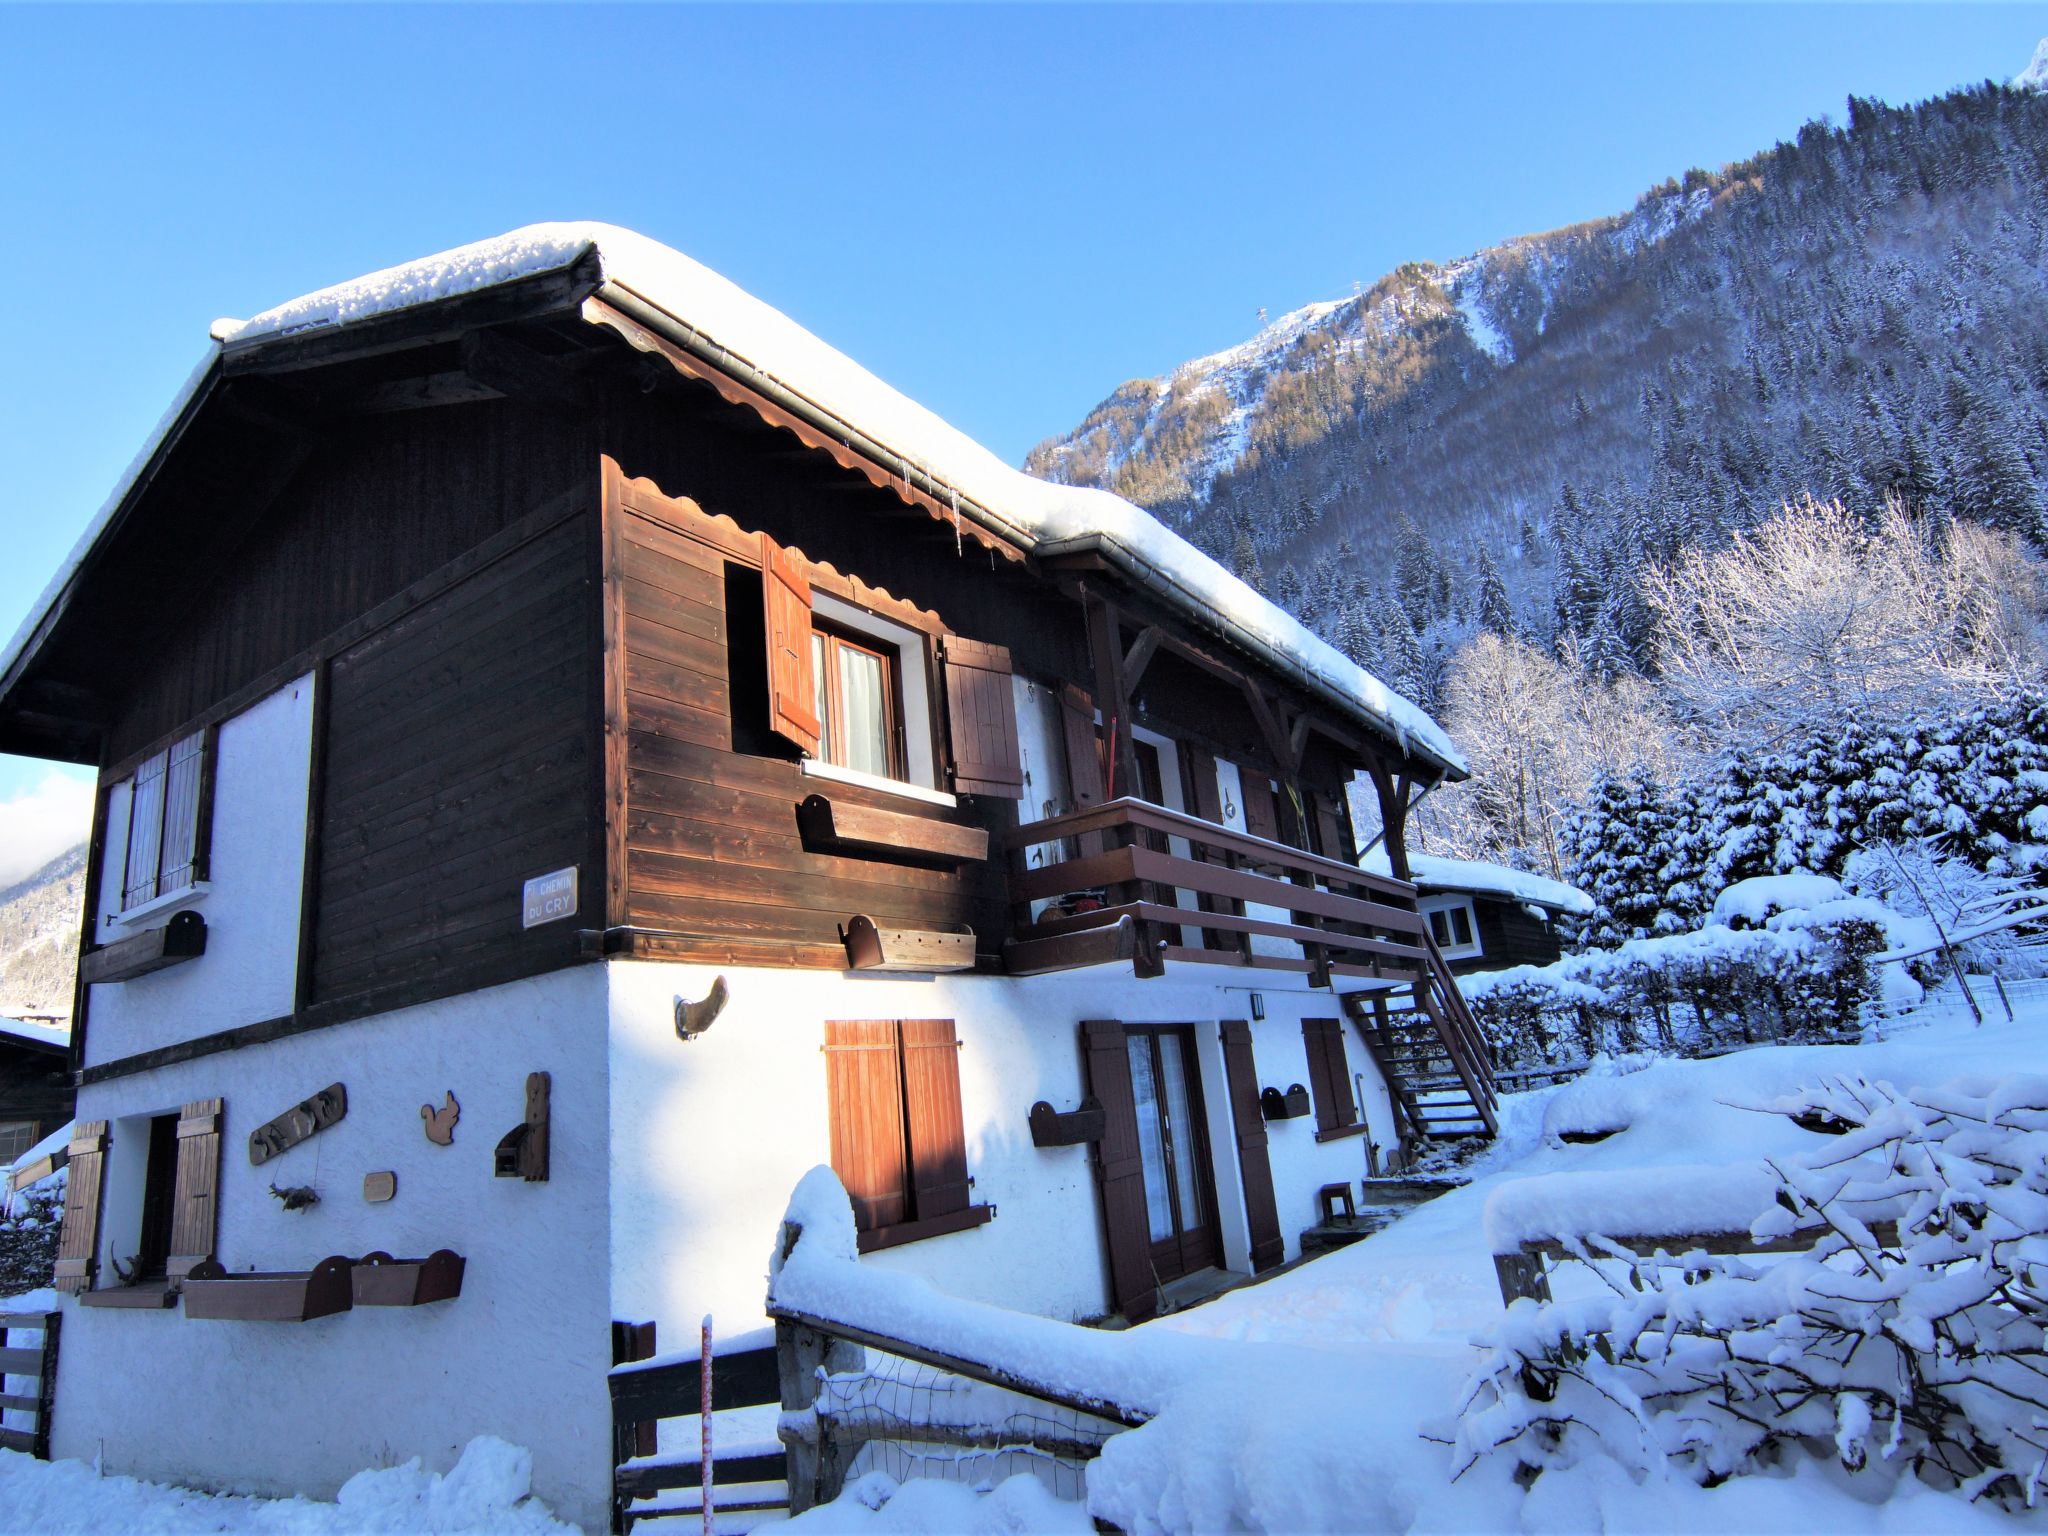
[1125, 1025, 1223, 1282]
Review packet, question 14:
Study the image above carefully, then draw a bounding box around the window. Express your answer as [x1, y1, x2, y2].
[1302, 1017, 1366, 1141]
[120, 728, 213, 911]
[0, 1122, 37, 1164]
[1421, 896, 1482, 959]
[810, 623, 903, 779]
[822, 1019, 993, 1252]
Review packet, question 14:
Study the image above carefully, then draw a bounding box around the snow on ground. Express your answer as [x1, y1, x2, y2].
[0, 1435, 577, 1534]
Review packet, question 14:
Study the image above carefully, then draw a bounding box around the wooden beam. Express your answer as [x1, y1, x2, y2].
[458, 329, 590, 413]
[1122, 626, 1163, 694]
[1085, 594, 1140, 801]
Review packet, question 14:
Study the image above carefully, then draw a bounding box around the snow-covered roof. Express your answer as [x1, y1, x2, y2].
[1360, 849, 1592, 914]
[0, 1017, 70, 1054]
[3, 224, 1463, 776]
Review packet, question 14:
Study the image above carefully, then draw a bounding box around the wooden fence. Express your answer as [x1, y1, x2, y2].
[1494, 1220, 1902, 1306]
[0, 1309, 60, 1460]
[607, 1323, 786, 1533]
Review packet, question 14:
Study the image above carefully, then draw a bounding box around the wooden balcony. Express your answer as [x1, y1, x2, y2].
[1002, 797, 1432, 985]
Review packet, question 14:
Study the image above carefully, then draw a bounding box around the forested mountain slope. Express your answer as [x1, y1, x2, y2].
[1029, 75, 2048, 696]
[0, 844, 81, 1020]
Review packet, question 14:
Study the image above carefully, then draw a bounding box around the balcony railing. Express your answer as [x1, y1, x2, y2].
[1002, 797, 1432, 985]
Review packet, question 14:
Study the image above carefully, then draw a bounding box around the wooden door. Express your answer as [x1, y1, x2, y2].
[1124, 1025, 1223, 1282]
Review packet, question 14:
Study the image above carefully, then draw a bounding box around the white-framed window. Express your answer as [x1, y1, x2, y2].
[1421, 894, 1482, 959]
[119, 728, 214, 913]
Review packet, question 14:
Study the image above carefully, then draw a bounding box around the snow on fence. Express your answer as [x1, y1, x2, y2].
[766, 1168, 1168, 1514]
[1484, 1162, 1900, 1306]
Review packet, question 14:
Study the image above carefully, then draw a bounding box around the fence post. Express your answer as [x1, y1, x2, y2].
[33, 1312, 56, 1462]
[1493, 1250, 1553, 1307]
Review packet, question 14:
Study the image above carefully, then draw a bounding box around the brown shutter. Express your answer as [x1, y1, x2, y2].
[939, 638, 1024, 798]
[1302, 1018, 1357, 1132]
[1312, 792, 1348, 863]
[1220, 1021, 1284, 1272]
[167, 1097, 223, 1280]
[1240, 773, 1280, 846]
[1060, 685, 1106, 812]
[822, 1020, 910, 1232]
[54, 1121, 108, 1295]
[900, 1019, 970, 1218]
[1180, 743, 1236, 952]
[761, 531, 821, 755]
[1081, 1019, 1158, 1323]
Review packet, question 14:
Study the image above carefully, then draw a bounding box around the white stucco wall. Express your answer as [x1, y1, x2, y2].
[86, 676, 315, 1066]
[605, 960, 1403, 1343]
[53, 964, 614, 1532]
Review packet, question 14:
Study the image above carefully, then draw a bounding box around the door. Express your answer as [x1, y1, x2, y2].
[1124, 1025, 1223, 1282]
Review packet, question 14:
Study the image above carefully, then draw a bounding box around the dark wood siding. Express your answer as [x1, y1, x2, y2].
[613, 471, 1006, 966]
[309, 512, 596, 1010]
[1458, 895, 1566, 975]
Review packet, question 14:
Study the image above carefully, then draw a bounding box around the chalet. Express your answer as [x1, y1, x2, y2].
[1361, 850, 1593, 976]
[0, 224, 1494, 1527]
[0, 1019, 74, 1165]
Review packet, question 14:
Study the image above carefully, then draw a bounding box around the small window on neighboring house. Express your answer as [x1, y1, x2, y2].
[811, 624, 903, 780]
[121, 728, 213, 911]
[822, 1019, 994, 1252]
[0, 1122, 37, 1164]
[1422, 896, 1482, 959]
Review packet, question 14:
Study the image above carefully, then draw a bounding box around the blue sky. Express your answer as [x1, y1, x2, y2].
[0, 2, 2039, 866]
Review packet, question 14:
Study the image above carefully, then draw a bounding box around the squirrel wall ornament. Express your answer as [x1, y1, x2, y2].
[421, 1091, 460, 1145]
[269, 1182, 320, 1211]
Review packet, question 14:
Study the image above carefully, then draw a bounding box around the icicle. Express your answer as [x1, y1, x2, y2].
[952, 485, 962, 556]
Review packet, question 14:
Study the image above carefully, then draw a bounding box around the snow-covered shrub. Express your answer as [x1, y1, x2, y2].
[1845, 839, 2048, 984]
[1464, 904, 1891, 1064]
[1456, 1076, 2048, 1508]
[0, 1182, 62, 1294]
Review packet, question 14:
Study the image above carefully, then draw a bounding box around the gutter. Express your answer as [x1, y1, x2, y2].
[594, 279, 1466, 782]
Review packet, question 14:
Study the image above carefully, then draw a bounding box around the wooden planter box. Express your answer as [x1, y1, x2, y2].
[351, 1250, 466, 1308]
[1260, 1084, 1312, 1121]
[181, 1256, 353, 1322]
[79, 910, 207, 985]
[797, 794, 988, 866]
[842, 914, 976, 973]
[1029, 1098, 1106, 1147]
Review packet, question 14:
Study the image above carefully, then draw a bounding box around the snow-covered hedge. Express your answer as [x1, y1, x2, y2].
[1456, 1075, 2048, 1510]
[1463, 888, 1903, 1063]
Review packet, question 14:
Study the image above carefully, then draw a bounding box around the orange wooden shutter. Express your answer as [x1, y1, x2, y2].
[1220, 1021, 1284, 1272]
[822, 1020, 910, 1234]
[53, 1121, 108, 1295]
[900, 1019, 970, 1218]
[167, 1097, 223, 1279]
[939, 638, 1024, 798]
[761, 531, 821, 755]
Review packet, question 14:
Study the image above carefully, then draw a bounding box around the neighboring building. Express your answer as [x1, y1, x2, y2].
[0, 224, 1489, 1527]
[1362, 849, 1593, 975]
[0, 1018, 74, 1164]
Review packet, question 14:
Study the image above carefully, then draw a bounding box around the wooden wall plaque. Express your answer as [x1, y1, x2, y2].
[363, 1171, 397, 1203]
[248, 1083, 347, 1166]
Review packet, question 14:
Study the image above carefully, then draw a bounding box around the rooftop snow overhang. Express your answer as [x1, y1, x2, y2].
[0, 225, 1468, 780]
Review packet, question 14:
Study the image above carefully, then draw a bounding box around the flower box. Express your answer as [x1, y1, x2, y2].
[351, 1250, 466, 1308]
[181, 1256, 353, 1322]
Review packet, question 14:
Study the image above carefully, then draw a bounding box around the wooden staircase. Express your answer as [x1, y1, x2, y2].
[1343, 934, 1499, 1142]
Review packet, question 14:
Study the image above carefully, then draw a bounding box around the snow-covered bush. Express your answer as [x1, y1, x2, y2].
[1456, 1076, 2048, 1509]
[0, 1181, 62, 1294]
[1845, 839, 2048, 984]
[1465, 901, 1892, 1065]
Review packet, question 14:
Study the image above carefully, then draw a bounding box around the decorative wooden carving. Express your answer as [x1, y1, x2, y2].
[80, 910, 207, 986]
[248, 1083, 347, 1167]
[1028, 1097, 1107, 1147]
[841, 915, 976, 973]
[675, 976, 729, 1041]
[362, 1171, 397, 1203]
[1260, 1084, 1312, 1121]
[181, 1256, 353, 1322]
[352, 1250, 465, 1307]
[493, 1073, 550, 1182]
[421, 1091, 459, 1146]
[268, 1183, 320, 1211]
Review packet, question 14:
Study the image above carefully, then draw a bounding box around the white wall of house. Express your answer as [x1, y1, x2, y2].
[85, 676, 315, 1067]
[52, 964, 614, 1533]
[605, 960, 1402, 1343]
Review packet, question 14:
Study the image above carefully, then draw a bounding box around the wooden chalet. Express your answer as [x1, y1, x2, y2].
[0, 224, 1491, 1525]
[1362, 851, 1595, 977]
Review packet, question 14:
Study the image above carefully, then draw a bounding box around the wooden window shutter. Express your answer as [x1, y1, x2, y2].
[822, 1020, 910, 1233]
[900, 1020, 970, 1218]
[167, 1098, 223, 1280]
[54, 1121, 108, 1295]
[938, 638, 1024, 798]
[1302, 1018, 1356, 1132]
[1080, 1019, 1158, 1323]
[761, 531, 821, 755]
[1311, 792, 1348, 864]
[1059, 685, 1106, 812]
[1219, 1021, 1284, 1272]
[1241, 773, 1280, 845]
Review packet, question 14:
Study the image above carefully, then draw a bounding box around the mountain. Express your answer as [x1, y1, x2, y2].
[1027, 65, 2048, 705]
[0, 844, 83, 1021]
